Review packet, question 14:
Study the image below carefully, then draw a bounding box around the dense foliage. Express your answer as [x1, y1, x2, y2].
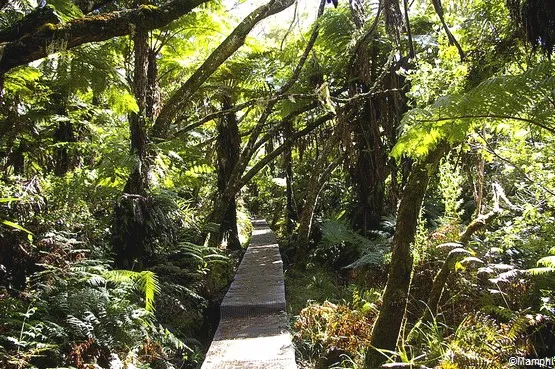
[1, 0, 554, 367]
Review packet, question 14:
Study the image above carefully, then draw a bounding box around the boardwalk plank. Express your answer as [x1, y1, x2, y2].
[201, 220, 296, 369]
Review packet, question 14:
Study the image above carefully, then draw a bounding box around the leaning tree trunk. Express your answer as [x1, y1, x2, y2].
[113, 26, 151, 269]
[212, 93, 241, 250]
[365, 144, 447, 369]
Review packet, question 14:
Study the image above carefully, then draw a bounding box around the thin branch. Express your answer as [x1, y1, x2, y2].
[332, 87, 403, 102]
[431, 0, 465, 61]
[280, 0, 298, 51]
[279, 0, 326, 94]
[170, 93, 317, 139]
[403, 0, 415, 59]
[232, 112, 335, 193]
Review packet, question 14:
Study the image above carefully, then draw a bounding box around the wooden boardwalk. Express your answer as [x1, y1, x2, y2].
[201, 220, 296, 369]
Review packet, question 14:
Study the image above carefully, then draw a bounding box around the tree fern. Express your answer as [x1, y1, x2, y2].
[392, 61, 555, 159]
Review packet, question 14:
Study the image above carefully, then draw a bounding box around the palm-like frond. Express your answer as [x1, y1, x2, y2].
[529, 247, 555, 275]
[103, 270, 161, 312]
[392, 61, 555, 159]
[317, 6, 356, 52]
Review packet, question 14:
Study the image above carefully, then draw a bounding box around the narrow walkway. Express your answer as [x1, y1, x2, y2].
[201, 220, 296, 369]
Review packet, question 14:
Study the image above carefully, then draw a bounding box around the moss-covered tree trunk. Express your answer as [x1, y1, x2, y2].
[365, 144, 447, 369]
[0, 0, 209, 74]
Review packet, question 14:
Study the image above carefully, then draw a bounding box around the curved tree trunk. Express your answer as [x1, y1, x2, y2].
[365, 143, 447, 369]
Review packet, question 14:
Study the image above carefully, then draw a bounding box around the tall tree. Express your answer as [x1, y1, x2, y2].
[113, 17, 151, 269]
[365, 143, 448, 368]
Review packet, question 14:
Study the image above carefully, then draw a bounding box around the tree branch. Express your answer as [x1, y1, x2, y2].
[0, 6, 60, 43]
[151, 0, 295, 139]
[431, 0, 465, 60]
[0, 0, 209, 74]
[231, 112, 334, 195]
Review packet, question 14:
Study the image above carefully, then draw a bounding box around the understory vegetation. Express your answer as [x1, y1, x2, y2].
[1, 0, 555, 368]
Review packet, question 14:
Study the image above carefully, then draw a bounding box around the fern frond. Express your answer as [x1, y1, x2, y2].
[103, 270, 160, 312]
[66, 315, 94, 338]
[135, 271, 161, 313]
[393, 61, 555, 159]
[528, 254, 555, 275]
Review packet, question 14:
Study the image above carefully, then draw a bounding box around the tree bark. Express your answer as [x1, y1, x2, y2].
[0, 0, 208, 74]
[0, 6, 60, 43]
[365, 143, 448, 369]
[213, 94, 241, 250]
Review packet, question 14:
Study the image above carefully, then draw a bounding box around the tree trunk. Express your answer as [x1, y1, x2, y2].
[213, 94, 241, 250]
[365, 144, 447, 369]
[345, 19, 408, 234]
[295, 134, 339, 262]
[52, 87, 76, 177]
[53, 120, 75, 176]
[113, 26, 150, 269]
[284, 119, 297, 235]
[350, 98, 387, 233]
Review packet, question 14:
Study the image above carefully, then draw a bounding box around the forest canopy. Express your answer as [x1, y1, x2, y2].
[1, 0, 555, 368]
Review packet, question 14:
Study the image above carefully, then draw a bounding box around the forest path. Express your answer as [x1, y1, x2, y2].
[201, 219, 296, 369]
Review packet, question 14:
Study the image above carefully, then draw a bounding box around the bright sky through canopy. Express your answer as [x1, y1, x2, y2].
[224, 0, 320, 41]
